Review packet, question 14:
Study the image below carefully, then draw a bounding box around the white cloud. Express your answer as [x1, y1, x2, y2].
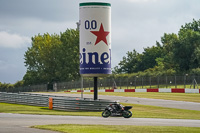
[0, 31, 31, 48]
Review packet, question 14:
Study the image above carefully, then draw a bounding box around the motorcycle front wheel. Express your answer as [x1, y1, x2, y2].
[122, 110, 132, 118]
[102, 110, 111, 118]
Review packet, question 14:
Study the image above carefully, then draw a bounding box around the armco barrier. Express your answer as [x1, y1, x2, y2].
[0, 92, 49, 107]
[0, 92, 116, 111]
[65, 88, 200, 94]
[51, 97, 115, 111]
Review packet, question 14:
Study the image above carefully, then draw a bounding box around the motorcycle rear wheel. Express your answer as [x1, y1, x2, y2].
[102, 110, 111, 118]
[122, 110, 132, 118]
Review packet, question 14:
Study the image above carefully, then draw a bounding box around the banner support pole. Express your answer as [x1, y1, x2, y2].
[94, 77, 98, 100]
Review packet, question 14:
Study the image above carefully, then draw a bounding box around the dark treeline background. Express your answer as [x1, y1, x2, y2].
[114, 19, 200, 76]
[1, 19, 200, 89]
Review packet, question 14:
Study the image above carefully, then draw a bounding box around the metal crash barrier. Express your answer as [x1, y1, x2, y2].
[0, 92, 116, 111]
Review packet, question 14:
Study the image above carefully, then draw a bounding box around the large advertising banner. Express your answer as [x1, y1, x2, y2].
[79, 2, 111, 77]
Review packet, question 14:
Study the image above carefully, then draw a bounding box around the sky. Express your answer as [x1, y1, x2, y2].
[0, 0, 200, 83]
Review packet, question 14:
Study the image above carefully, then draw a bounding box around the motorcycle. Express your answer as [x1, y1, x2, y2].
[102, 103, 132, 118]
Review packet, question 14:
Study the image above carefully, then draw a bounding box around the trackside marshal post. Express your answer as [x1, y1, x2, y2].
[79, 2, 111, 100]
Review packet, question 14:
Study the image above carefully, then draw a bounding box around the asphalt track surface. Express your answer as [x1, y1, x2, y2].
[1, 113, 200, 133]
[1, 93, 200, 133]
[37, 93, 200, 111]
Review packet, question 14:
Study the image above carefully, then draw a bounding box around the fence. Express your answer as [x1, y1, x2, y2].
[0, 92, 116, 111]
[1, 75, 199, 92]
[51, 97, 116, 111]
[56, 75, 200, 91]
[0, 84, 47, 93]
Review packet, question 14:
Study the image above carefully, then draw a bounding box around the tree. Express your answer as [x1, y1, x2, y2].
[13, 80, 24, 88]
[114, 44, 163, 74]
[160, 33, 179, 70]
[24, 33, 61, 85]
[139, 43, 163, 71]
[114, 49, 141, 73]
[173, 19, 200, 71]
[23, 29, 79, 85]
[56, 29, 79, 81]
[114, 19, 200, 75]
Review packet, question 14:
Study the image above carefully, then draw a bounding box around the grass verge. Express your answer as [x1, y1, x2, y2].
[100, 92, 200, 103]
[64, 92, 200, 103]
[1, 102, 200, 119]
[0, 102, 99, 116]
[33, 124, 200, 133]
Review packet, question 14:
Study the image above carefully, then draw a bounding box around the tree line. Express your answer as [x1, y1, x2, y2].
[23, 29, 79, 85]
[0, 80, 24, 91]
[1, 19, 200, 89]
[114, 19, 200, 77]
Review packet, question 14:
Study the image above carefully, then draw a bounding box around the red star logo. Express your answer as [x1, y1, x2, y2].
[90, 23, 110, 45]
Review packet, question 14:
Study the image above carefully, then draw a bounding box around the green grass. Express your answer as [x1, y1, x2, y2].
[130, 103, 200, 119]
[33, 124, 200, 133]
[0, 102, 99, 116]
[65, 92, 200, 103]
[100, 92, 200, 103]
[1, 102, 200, 120]
[1, 102, 200, 133]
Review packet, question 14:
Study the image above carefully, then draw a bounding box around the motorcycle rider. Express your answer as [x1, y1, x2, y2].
[110, 103, 123, 113]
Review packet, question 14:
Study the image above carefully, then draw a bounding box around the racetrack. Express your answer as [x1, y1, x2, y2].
[1, 113, 200, 133]
[1, 93, 200, 133]
[34, 93, 200, 111]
